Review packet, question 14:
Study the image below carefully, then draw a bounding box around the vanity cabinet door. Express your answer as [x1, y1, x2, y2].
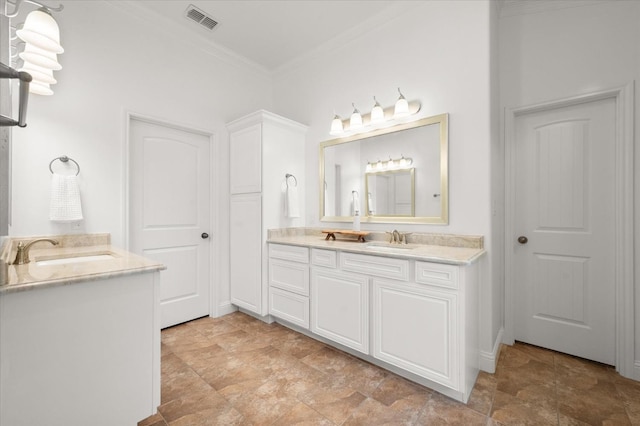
[372, 278, 459, 390]
[311, 267, 369, 354]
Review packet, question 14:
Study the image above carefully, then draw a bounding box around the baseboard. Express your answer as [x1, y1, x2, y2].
[479, 327, 504, 373]
[215, 301, 237, 317]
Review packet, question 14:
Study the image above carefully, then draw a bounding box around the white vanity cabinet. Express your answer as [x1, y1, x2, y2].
[373, 261, 466, 391]
[266, 241, 480, 403]
[268, 244, 310, 328]
[228, 111, 307, 317]
[311, 265, 370, 354]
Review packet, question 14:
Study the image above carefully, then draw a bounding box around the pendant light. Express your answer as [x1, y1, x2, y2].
[393, 88, 410, 118]
[349, 103, 363, 130]
[16, 8, 64, 54]
[19, 42, 61, 70]
[19, 61, 56, 84]
[370, 96, 385, 124]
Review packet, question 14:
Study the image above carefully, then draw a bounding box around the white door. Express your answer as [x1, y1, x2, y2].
[514, 97, 616, 365]
[130, 118, 211, 329]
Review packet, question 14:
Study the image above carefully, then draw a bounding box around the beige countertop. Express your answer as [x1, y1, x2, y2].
[0, 234, 165, 294]
[268, 234, 485, 265]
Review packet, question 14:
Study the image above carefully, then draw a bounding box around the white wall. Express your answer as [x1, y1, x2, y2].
[10, 1, 273, 312]
[500, 1, 640, 373]
[272, 1, 499, 364]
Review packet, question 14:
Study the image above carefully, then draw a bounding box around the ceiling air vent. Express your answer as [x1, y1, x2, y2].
[184, 4, 218, 31]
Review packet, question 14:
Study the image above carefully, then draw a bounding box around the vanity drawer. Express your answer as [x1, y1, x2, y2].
[269, 287, 309, 329]
[269, 244, 309, 263]
[269, 258, 310, 296]
[415, 261, 459, 290]
[311, 249, 337, 268]
[340, 252, 409, 282]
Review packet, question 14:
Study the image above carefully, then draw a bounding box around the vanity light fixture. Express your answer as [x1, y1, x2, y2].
[329, 113, 344, 136]
[329, 89, 420, 136]
[349, 103, 363, 130]
[366, 155, 413, 173]
[393, 88, 410, 118]
[370, 96, 385, 124]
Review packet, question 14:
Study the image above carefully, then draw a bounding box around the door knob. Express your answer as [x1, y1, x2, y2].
[517, 236, 528, 244]
[201, 233, 209, 239]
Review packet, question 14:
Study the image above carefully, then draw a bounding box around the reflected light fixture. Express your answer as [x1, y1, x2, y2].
[366, 155, 413, 173]
[393, 87, 410, 118]
[349, 103, 363, 130]
[370, 96, 385, 124]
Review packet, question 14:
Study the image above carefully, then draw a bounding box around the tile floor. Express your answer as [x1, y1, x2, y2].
[139, 312, 640, 425]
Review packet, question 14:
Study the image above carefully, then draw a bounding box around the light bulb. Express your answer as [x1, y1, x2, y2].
[394, 88, 410, 118]
[370, 96, 385, 124]
[349, 103, 363, 130]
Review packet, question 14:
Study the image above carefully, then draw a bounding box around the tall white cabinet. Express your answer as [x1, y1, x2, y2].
[227, 111, 307, 317]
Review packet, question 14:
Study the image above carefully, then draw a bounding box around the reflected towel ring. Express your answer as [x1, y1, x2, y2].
[49, 155, 80, 176]
[285, 173, 297, 187]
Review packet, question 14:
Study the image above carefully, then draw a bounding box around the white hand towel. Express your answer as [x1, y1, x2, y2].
[50, 173, 83, 222]
[285, 185, 300, 218]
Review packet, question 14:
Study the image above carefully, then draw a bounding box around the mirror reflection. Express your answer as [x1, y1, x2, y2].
[365, 168, 415, 217]
[320, 114, 448, 224]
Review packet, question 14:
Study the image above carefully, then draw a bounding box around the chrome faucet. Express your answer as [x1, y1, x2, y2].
[392, 230, 401, 244]
[13, 239, 59, 265]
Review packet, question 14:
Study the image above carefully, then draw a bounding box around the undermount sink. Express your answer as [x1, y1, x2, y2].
[35, 253, 116, 266]
[364, 242, 418, 252]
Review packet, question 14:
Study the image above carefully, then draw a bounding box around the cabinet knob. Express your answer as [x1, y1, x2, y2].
[201, 233, 209, 239]
[517, 236, 528, 244]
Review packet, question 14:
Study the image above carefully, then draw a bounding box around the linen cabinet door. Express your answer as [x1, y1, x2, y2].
[230, 193, 263, 315]
[372, 279, 459, 390]
[311, 267, 369, 354]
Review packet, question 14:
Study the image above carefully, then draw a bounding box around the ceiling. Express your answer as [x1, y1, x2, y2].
[128, 1, 412, 73]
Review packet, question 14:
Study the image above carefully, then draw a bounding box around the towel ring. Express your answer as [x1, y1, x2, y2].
[285, 173, 297, 188]
[49, 155, 80, 176]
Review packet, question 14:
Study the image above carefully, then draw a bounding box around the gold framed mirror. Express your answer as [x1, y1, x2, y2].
[319, 113, 448, 224]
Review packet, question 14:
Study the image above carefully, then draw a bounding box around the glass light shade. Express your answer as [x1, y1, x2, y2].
[399, 155, 413, 168]
[20, 61, 57, 84]
[329, 114, 344, 135]
[29, 80, 54, 96]
[394, 88, 410, 118]
[376, 159, 383, 170]
[349, 103, 363, 130]
[370, 96, 385, 124]
[386, 157, 395, 169]
[16, 9, 64, 54]
[19, 43, 62, 70]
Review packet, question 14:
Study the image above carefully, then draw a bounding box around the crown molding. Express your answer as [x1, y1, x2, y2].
[498, 0, 609, 18]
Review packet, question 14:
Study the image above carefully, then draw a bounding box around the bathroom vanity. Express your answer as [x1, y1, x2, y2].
[0, 234, 164, 426]
[267, 229, 484, 403]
